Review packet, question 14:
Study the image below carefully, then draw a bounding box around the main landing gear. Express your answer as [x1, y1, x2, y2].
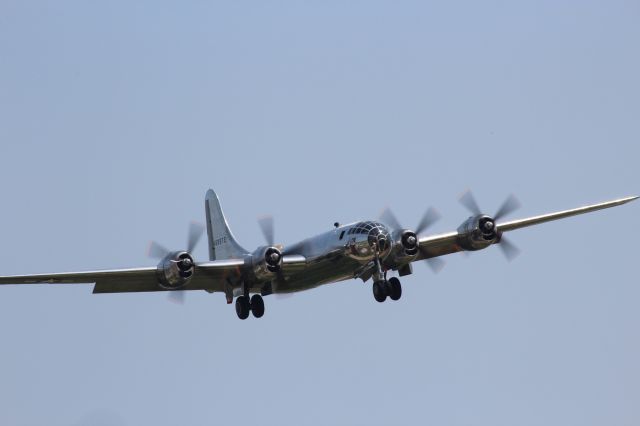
[372, 277, 402, 303]
[235, 294, 265, 320]
[370, 240, 402, 303]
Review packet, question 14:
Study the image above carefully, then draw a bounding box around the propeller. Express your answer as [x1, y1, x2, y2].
[270, 281, 295, 301]
[381, 207, 442, 236]
[148, 241, 170, 260]
[147, 221, 205, 261]
[380, 206, 444, 273]
[168, 291, 186, 305]
[257, 214, 284, 266]
[256, 214, 291, 300]
[147, 221, 205, 304]
[458, 190, 522, 261]
[459, 190, 482, 216]
[424, 256, 446, 274]
[498, 235, 521, 262]
[494, 194, 522, 222]
[186, 221, 205, 253]
[380, 208, 403, 232]
[416, 207, 442, 235]
[257, 215, 275, 246]
[256, 215, 301, 301]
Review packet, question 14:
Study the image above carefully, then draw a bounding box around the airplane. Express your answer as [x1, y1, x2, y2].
[0, 189, 637, 320]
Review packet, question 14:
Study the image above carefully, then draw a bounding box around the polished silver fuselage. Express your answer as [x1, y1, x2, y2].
[276, 222, 390, 293]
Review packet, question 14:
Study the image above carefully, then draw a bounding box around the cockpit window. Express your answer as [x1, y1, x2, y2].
[351, 221, 386, 235]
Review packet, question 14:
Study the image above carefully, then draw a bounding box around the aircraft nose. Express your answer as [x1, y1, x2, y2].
[367, 225, 391, 253]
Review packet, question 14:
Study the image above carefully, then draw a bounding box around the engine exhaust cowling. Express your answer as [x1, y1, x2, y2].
[156, 251, 195, 290]
[400, 230, 419, 256]
[252, 246, 283, 281]
[456, 215, 499, 251]
[385, 229, 419, 267]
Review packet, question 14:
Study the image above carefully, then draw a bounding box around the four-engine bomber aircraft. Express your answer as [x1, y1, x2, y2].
[0, 189, 637, 319]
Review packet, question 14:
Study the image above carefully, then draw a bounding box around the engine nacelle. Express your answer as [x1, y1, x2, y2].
[399, 230, 419, 256]
[387, 229, 419, 265]
[156, 251, 195, 290]
[456, 215, 499, 251]
[252, 246, 283, 281]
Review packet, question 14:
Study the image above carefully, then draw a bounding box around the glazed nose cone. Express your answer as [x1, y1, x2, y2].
[368, 226, 390, 253]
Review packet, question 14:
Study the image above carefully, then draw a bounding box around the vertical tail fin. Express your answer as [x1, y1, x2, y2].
[205, 189, 249, 260]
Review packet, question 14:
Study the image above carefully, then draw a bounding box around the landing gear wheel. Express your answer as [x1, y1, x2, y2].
[235, 296, 250, 320]
[388, 277, 402, 301]
[373, 281, 387, 303]
[251, 294, 265, 318]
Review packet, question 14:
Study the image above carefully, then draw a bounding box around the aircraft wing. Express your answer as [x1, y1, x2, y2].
[0, 259, 245, 294]
[417, 195, 638, 261]
[415, 231, 463, 260]
[496, 196, 638, 232]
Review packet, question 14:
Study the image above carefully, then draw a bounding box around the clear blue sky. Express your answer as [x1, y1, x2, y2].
[0, 1, 638, 425]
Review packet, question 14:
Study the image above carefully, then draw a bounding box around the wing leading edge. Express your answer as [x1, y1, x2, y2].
[417, 195, 638, 261]
[496, 195, 638, 232]
[0, 259, 245, 294]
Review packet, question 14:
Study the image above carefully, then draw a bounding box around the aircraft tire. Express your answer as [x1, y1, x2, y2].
[388, 277, 402, 301]
[251, 294, 265, 318]
[236, 296, 250, 320]
[373, 281, 387, 303]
